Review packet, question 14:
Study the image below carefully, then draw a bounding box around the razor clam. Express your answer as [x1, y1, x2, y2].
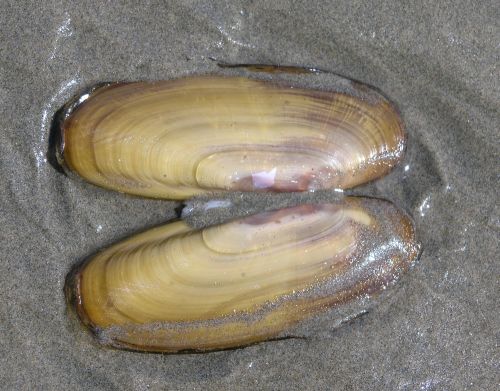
[54, 75, 405, 199]
[65, 197, 420, 352]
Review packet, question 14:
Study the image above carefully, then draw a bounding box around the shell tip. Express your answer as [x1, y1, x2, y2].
[47, 104, 67, 175]
[64, 261, 94, 330]
[64, 262, 81, 312]
[47, 82, 114, 175]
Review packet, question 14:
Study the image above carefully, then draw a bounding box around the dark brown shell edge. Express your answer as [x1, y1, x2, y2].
[215, 60, 326, 74]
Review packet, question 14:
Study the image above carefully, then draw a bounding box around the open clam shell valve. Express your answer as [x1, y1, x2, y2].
[66, 198, 420, 352]
[57, 76, 405, 199]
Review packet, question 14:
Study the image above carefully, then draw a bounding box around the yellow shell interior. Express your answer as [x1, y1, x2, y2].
[62, 76, 405, 199]
[71, 198, 419, 352]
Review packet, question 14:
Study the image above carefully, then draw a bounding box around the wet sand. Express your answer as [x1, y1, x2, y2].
[0, 1, 498, 390]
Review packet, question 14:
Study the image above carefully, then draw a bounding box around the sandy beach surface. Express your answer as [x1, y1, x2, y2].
[1, 1, 498, 390]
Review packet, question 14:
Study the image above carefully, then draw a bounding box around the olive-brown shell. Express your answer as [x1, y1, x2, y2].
[57, 76, 405, 199]
[66, 197, 420, 352]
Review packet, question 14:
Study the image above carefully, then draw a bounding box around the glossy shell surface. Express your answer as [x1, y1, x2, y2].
[66, 197, 420, 352]
[58, 76, 405, 199]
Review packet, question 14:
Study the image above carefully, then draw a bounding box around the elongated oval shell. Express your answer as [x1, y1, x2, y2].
[66, 197, 420, 352]
[56, 76, 405, 199]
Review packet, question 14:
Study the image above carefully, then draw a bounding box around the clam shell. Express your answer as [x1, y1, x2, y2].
[56, 76, 405, 199]
[66, 197, 420, 352]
